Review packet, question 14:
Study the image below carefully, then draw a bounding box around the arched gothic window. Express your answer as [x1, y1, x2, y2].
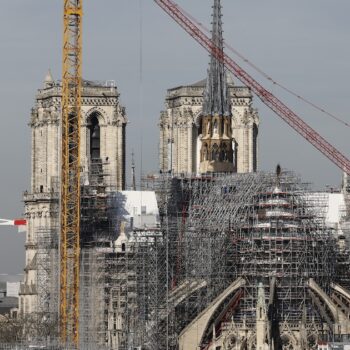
[202, 143, 208, 161]
[222, 143, 228, 161]
[281, 335, 294, 350]
[213, 119, 218, 134]
[224, 120, 228, 136]
[89, 115, 100, 159]
[212, 144, 219, 161]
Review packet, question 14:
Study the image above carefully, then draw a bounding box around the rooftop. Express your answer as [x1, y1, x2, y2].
[166, 77, 251, 102]
[37, 72, 120, 99]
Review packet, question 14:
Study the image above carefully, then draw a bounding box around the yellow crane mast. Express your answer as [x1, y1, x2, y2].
[60, 0, 83, 346]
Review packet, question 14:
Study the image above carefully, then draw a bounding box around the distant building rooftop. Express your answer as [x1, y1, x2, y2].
[114, 191, 160, 232]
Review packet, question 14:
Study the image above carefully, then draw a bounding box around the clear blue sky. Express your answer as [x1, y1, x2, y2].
[0, 0, 349, 274]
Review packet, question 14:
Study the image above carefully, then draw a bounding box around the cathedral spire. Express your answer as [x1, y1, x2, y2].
[202, 0, 231, 117]
[199, 0, 234, 174]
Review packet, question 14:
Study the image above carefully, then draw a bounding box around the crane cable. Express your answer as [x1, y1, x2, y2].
[176, 3, 350, 129]
[139, 0, 144, 221]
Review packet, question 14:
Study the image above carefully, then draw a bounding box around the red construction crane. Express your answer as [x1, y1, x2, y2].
[154, 0, 350, 176]
[0, 218, 27, 232]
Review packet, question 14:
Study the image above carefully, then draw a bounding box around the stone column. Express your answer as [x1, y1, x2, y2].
[187, 122, 193, 174]
[31, 125, 36, 191]
[107, 124, 118, 190]
[117, 123, 123, 190]
[256, 282, 268, 350]
[248, 124, 253, 173]
[47, 121, 53, 189]
[47, 120, 55, 190]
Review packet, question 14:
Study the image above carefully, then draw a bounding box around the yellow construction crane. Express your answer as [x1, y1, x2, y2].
[60, 0, 82, 346]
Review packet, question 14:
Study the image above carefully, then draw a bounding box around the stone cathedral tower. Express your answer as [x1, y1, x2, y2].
[159, 0, 259, 175]
[19, 72, 127, 315]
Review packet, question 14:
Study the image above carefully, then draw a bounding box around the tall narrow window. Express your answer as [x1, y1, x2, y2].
[212, 144, 219, 161]
[253, 123, 258, 172]
[89, 115, 100, 159]
[213, 120, 218, 135]
[202, 143, 208, 161]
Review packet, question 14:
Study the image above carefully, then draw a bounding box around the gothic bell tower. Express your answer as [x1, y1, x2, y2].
[199, 0, 234, 174]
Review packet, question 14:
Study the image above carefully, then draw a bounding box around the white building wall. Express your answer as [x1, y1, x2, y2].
[116, 191, 160, 232]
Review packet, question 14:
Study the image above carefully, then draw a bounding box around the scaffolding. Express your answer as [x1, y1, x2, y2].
[230, 188, 336, 327]
[10, 170, 350, 349]
[79, 159, 120, 348]
[139, 171, 350, 349]
[131, 229, 167, 349]
[79, 248, 106, 346]
[36, 227, 59, 342]
[32, 176, 60, 343]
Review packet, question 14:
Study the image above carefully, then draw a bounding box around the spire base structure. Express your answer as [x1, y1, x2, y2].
[200, 114, 234, 173]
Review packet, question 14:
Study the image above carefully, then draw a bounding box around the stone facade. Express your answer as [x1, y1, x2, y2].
[159, 79, 259, 174]
[19, 72, 127, 315]
[199, 114, 234, 173]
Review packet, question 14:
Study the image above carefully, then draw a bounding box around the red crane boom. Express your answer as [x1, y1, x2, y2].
[154, 0, 350, 176]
